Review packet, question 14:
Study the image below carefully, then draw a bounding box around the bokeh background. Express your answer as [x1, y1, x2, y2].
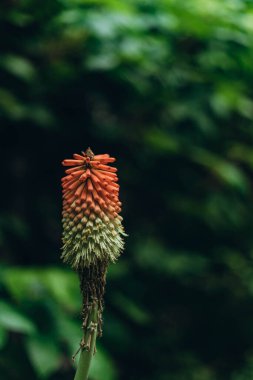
[1, 1, 253, 379]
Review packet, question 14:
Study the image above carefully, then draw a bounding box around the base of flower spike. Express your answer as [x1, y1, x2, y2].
[61, 214, 125, 269]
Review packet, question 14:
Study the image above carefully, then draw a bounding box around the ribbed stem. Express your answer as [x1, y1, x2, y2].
[74, 303, 98, 380]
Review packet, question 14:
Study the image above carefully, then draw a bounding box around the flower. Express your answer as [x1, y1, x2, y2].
[61, 147, 126, 270]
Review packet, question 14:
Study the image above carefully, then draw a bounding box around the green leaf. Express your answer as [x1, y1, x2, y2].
[145, 129, 180, 154]
[90, 347, 118, 380]
[191, 148, 249, 192]
[0, 55, 37, 82]
[56, 315, 82, 355]
[0, 88, 27, 120]
[0, 325, 7, 349]
[111, 293, 151, 324]
[135, 239, 208, 277]
[0, 301, 36, 334]
[2, 268, 44, 301]
[25, 334, 62, 378]
[42, 268, 80, 312]
[2, 267, 80, 311]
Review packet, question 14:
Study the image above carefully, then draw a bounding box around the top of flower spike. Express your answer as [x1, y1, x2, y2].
[61, 147, 122, 221]
[62, 147, 116, 168]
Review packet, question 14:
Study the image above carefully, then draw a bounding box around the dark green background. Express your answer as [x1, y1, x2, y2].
[1, 1, 253, 379]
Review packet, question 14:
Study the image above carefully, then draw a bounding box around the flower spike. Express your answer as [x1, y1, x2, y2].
[61, 147, 126, 270]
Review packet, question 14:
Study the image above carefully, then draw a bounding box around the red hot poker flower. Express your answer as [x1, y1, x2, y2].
[61, 148, 126, 270]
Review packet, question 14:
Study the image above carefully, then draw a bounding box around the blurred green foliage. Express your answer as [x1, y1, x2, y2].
[1, 0, 253, 379]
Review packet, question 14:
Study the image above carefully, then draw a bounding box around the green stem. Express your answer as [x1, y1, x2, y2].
[74, 303, 98, 380]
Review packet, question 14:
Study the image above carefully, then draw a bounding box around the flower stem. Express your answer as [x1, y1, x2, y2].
[74, 303, 98, 380]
